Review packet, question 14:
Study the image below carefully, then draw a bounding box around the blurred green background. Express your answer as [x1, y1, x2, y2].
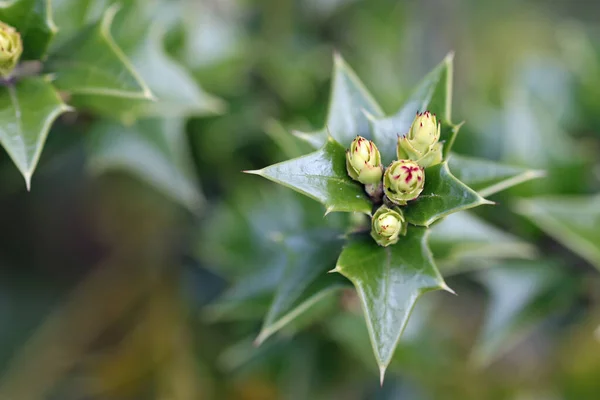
[0, 0, 599, 399]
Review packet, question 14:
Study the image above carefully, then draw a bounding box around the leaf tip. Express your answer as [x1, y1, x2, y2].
[324, 205, 335, 216]
[243, 169, 263, 176]
[24, 173, 31, 192]
[253, 332, 267, 347]
[379, 365, 387, 386]
[327, 267, 340, 274]
[444, 50, 455, 64]
[440, 282, 456, 295]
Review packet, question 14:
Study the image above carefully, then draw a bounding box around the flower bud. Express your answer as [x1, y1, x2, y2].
[397, 111, 443, 168]
[383, 160, 425, 206]
[346, 136, 383, 185]
[0, 21, 22, 78]
[371, 205, 407, 247]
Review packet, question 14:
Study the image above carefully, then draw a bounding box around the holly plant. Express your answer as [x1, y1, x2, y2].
[245, 53, 543, 382]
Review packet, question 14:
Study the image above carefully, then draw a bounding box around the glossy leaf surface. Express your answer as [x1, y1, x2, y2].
[403, 162, 492, 227]
[367, 53, 454, 163]
[46, 4, 152, 99]
[334, 229, 448, 379]
[0, 77, 71, 188]
[246, 138, 372, 214]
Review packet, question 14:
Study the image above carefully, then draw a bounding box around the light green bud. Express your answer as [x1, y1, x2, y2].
[346, 136, 383, 185]
[0, 21, 22, 78]
[383, 160, 425, 206]
[397, 111, 442, 168]
[370, 205, 407, 247]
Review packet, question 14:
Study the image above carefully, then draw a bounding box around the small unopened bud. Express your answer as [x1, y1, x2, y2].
[397, 111, 442, 168]
[383, 160, 425, 206]
[346, 136, 383, 185]
[0, 21, 22, 78]
[371, 205, 407, 247]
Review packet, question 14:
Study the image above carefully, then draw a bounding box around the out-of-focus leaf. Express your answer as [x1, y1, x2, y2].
[368, 53, 455, 163]
[515, 195, 600, 270]
[333, 229, 449, 381]
[72, 29, 224, 124]
[473, 261, 578, 367]
[0, 77, 71, 189]
[87, 118, 202, 212]
[46, 4, 152, 99]
[246, 137, 372, 215]
[256, 232, 347, 345]
[293, 52, 384, 148]
[448, 153, 545, 197]
[0, 0, 56, 60]
[430, 212, 536, 274]
[403, 162, 493, 227]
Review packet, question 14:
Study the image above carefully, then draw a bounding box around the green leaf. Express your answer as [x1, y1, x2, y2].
[87, 118, 203, 212]
[367, 53, 454, 163]
[0, 77, 71, 189]
[246, 137, 372, 215]
[429, 212, 536, 275]
[46, 4, 152, 99]
[71, 28, 224, 124]
[473, 261, 577, 367]
[0, 0, 57, 60]
[515, 195, 600, 271]
[293, 52, 384, 148]
[256, 232, 347, 345]
[333, 228, 449, 381]
[448, 153, 545, 197]
[403, 161, 493, 227]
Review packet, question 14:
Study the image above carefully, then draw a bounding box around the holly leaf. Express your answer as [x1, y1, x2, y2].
[0, 77, 71, 189]
[333, 229, 450, 382]
[403, 162, 493, 227]
[367, 53, 454, 163]
[71, 28, 224, 124]
[246, 137, 372, 215]
[46, 4, 152, 100]
[0, 0, 57, 60]
[255, 232, 347, 345]
[429, 212, 536, 275]
[448, 153, 545, 197]
[515, 195, 600, 271]
[293, 52, 384, 149]
[87, 118, 202, 212]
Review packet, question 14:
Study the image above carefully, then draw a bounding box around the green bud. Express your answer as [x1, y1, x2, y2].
[0, 21, 22, 78]
[383, 160, 425, 206]
[397, 111, 443, 168]
[370, 205, 407, 247]
[346, 136, 383, 185]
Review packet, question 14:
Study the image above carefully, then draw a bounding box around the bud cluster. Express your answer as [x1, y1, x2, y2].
[344, 110, 443, 247]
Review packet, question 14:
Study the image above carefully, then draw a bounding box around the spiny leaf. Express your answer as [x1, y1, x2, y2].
[333, 229, 450, 382]
[246, 137, 372, 215]
[293, 52, 384, 149]
[256, 232, 347, 345]
[515, 195, 600, 270]
[367, 53, 454, 163]
[448, 153, 545, 197]
[46, 4, 152, 99]
[403, 161, 493, 227]
[87, 118, 203, 212]
[0, 77, 71, 189]
[0, 0, 57, 60]
[70, 27, 224, 124]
